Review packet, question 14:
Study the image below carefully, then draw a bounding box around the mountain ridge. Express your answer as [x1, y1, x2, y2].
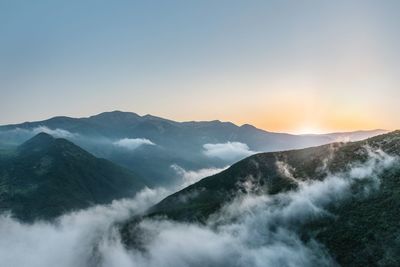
[120, 130, 400, 266]
[0, 132, 147, 221]
[146, 130, 399, 220]
[0, 110, 388, 137]
[0, 111, 388, 187]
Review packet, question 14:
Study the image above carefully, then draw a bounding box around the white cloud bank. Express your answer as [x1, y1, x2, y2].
[113, 138, 155, 150]
[0, 148, 396, 267]
[0, 187, 169, 267]
[117, 148, 396, 267]
[203, 142, 257, 161]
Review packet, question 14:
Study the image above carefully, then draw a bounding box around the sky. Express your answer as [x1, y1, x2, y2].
[0, 0, 399, 134]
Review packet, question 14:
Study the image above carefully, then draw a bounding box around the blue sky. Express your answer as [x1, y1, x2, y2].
[1, 1, 399, 133]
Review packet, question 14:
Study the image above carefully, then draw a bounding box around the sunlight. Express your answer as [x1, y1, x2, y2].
[293, 126, 326, 135]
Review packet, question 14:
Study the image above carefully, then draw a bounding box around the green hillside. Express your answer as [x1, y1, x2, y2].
[0, 133, 146, 221]
[121, 130, 400, 266]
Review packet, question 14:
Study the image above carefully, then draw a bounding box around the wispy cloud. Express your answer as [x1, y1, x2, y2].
[203, 142, 256, 161]
[122, 148, 396, 267]
[32, 126, 78, 139]
[171, 164, 228, 188]
[113, 138, 155, 150]
[0, 126, 78, 145]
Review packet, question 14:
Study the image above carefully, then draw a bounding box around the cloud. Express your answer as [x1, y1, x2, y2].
[0, 148, 396, 267]
[118, 148, 395, 267]
[0, 128, 155, 152]
[113, 138, 155, 150]
[171, 164, 229, 188]
[0, 187, 169, 267]
[32, 126, 78, 139]
[203, 142, 256, 161]
[114, 218, 333, 267]
[0, 126, 80, 146]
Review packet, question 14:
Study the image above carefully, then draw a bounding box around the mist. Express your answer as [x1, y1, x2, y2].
[0, 147, 395, 267]
[203, 142, 257, 161]
[0, 187, 168, 267]
[113, 138, 155, 150]
[32, 126, 79, 139]
[170, 164, 229, 188]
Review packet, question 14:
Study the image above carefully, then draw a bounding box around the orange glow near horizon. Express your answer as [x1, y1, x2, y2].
[191, 85, 389, 134]
[167, 104, 389, 135]
[230, 115, 389, 135]
[231, 105, 387, 134]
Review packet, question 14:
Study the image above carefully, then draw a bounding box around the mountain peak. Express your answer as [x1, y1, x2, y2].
[18, 132, 86, 157]
[88, 111, 141, 120]
[18, 132, 55, 151]
[240, 123, 256, 129]
[143, 114, 163, 120]
[1, 131, 145, 221]
[32, 132, 54, 140]
[86, 111, 143, 128]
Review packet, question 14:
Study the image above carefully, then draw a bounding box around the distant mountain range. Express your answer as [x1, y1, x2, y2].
[121, 130, 400, 266]
[0, 112, 397, 265]
[0, 133, 145, 221]
[0, 111, 387, 186]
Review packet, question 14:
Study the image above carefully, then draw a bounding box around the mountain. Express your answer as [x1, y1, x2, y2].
[0, 111, 385, 148]
[0, 111, 387, 186]
[0, 133, 146, 221]
[303, 129, 388, 142]
[121, 130, 400, 266]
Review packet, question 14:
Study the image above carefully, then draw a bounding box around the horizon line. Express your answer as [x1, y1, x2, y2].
[0, 110, 391, 136]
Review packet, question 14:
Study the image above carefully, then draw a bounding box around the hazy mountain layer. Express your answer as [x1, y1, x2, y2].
[0, 111, 387, 186]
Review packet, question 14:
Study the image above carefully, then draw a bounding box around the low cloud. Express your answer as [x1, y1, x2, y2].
[121, 148, 396, 267]
[203, 142, 257, 161]
[32, 126, 78, 139]
[113, 138, 155, 150]
[0, 148, 396, 267]
[171, 165, 229, 188]
[0, 126, 78, 144]
[0, 128, 155, 153]
[0, 187, 169, 267]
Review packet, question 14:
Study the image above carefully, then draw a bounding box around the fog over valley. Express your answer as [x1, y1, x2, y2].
[2, 1, 400, 266]
[1, 137, 398, 267]
[0, 115, 398, 266]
